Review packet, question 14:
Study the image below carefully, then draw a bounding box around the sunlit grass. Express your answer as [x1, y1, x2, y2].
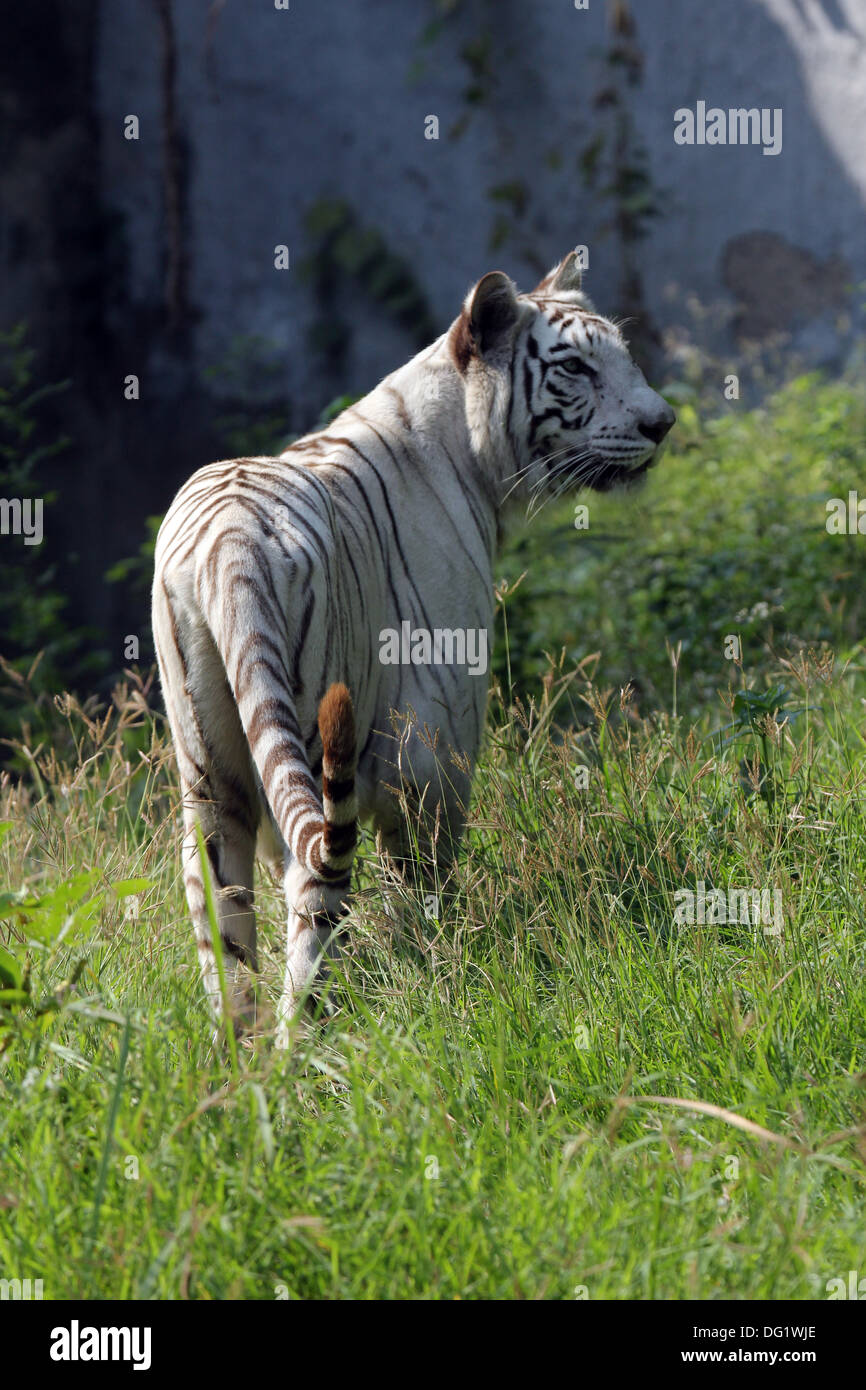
[2, 375, 866, 1298]
[0, 644, 864, 1299]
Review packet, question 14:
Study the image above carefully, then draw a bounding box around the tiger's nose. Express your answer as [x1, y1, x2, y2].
[638, 402, 676, 445]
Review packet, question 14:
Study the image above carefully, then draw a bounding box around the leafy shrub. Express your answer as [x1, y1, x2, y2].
[496, 373, 866, 716]
[0, 325, 101, 758]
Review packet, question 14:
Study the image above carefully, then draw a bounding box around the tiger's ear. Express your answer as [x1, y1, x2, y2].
[451, 271, 519, 370]
[533, 248, 585, 297]
[469, 270, 519, 348]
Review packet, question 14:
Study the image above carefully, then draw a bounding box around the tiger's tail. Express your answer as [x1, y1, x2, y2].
[278, 682, 358, 1014]
[315, 682, 358, 882]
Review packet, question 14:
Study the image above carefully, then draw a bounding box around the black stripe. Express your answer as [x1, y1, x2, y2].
[221, 932, 255, 967]
[322, 774, 355, 803]
[324, 823, 358, 856]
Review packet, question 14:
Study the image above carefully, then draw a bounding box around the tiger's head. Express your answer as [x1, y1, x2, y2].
[449, 248, 675, 501]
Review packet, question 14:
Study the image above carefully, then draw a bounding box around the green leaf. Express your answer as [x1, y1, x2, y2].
[111, 879, 153, 899]
[0, 945, 23, 990]
[0, 988, 29, 1007]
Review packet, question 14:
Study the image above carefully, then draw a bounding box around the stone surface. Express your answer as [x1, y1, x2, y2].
[3, 0, 865, 646]
[92, 0, 866, 412]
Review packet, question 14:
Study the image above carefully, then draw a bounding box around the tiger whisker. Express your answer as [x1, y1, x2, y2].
[499, 460, 539, 505]
[525, 447, 597, 521]
[500, 441, 584, 506]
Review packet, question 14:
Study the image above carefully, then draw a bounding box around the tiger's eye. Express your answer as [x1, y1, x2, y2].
[561, 357, 595, 377]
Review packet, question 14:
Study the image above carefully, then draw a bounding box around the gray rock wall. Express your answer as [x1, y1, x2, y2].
[3, 0, 864, 649]
[96, 0, 866, 416]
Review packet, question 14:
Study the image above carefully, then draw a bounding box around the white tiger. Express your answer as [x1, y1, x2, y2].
[152, 249, 674, 1039]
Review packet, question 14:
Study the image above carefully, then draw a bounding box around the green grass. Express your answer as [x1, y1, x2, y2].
[1, 374, 865, 1300]
[498, 372, 866, 711]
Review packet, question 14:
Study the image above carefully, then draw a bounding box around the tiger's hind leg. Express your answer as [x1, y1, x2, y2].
[375, 821, 458, 941]
[180, 778, 259, 1032]
[375, 769, 468, 928]
[155, 585, 260, 1031]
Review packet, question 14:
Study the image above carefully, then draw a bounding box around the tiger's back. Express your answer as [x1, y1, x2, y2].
[153, 248, 675, 1037]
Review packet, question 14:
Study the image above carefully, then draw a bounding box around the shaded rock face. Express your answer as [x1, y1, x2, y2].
[1, 3, 106, 369]
[2, 0, 866, 653]
[722, 232, 850, 342]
